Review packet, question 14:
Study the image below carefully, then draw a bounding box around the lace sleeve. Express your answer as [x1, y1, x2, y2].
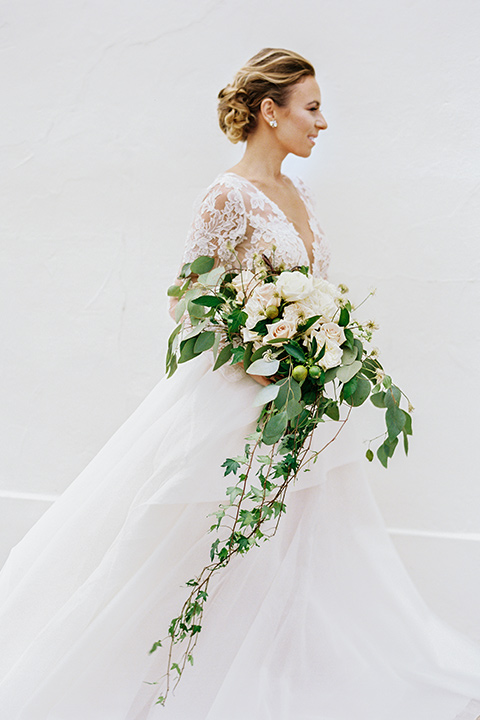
[182, 179, 248, 267]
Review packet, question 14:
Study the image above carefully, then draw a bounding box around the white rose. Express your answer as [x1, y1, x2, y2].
[244, 296, 265, 329]
[319, 339, 343, 370]
[263, 319, 298, 342]
[312, 276, 341, 300]
[321, 322, 345, 345]
[250, 282, 281, 307]
[282, 302, 310, 325]
[275, 271, 314, 302]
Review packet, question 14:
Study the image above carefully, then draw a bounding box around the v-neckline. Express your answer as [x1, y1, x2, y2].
[221, 171, 316, 269]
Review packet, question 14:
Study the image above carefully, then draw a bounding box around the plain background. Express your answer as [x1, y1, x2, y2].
[1, 0, 480, 636]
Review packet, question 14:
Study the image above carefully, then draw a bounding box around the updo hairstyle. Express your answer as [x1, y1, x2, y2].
[217, 48, 315, 144]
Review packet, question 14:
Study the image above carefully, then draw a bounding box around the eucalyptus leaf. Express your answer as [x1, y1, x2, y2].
[167, 284, 182, 297]
[213, 344, 233, 371]
[342, 377, 358, 399]
[190, 256, 215, 275]
[174, 297, 187, 323]
[262, 412, 288, 445]
[253, 383, 280, 407]
[341, 346, 358, 366]
[199, 265, 225, 288]
[323, 367, 337, 383]
[286, 398, 303, 420]
[246, 358, 280, 376]
[336, 360, 362, 383]
[178, 337, 201, 364]
[386, 405, 406, 439]
[346, 376, 371, 407]
[194, 331, 216, 353]
[274, 378, 301, 410]
[384, 385, 401, 409]
[370, 391, 386, 408]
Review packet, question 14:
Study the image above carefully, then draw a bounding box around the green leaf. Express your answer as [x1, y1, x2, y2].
[323, 367, 338, 383]
[226, 485, 243, 501]
[246, 358, 280, 376]
[370, 391, 386, 408]
[284, 342, 306, 363]
[385, 385, 401, 409]
[174, 297, 187, 323]
[341, 346, 357, 365]
[338, 306, 350, 326]
[386, 404, 406, 439]
[253, 383, 280, 407]
[402, 411, 413, 436]
[221, 458, 241, 476]
[403, 432, 409, 455]
[179, 337, 201, 364]
[149, 640, 162, 654]
[194, 331, 215, 353]
[274, 378, 301, 410]
[343, 328, 354, 348]
[262, 412, 288, 445]
[377, 442, 389, 468]
[366, 448, 374, 462]
[385, 436, 399, 458]
[191, 295, 224, 308]
[167, 284, 182, 297]
[286, 397, 303, 420]
[228, 308, 248, 332]
[213, 344, 233, 370]
[297, 315, 320, 332]
[243, 342, 254, 370]
[324, 402, 340, 421]
[353, 338, 364, 359]
[187, 654, 194, 666]
[190, 256, 215, 274]
[346, 376, 371, 407]
[230, 346, 245, 364]
[336, 360, 362, 383]
[342, 377, 358, 399]
[362, 356, 383, 382]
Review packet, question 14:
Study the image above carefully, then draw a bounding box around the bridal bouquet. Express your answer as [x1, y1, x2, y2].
[151, 255, 413, 703]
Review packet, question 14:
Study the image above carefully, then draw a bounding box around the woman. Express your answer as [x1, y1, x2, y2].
[0, 48, 479, 720]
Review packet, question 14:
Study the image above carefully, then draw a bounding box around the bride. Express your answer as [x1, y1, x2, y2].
[1, 47, 480, 720]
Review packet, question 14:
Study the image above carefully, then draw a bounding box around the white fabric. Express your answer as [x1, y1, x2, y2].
[1, 174, 480, 719]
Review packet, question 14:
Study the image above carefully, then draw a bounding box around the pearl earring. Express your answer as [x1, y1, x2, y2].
[270, 120, 277, 128]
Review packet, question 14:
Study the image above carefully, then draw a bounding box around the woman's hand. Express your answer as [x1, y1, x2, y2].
[248, 373, 271, 387]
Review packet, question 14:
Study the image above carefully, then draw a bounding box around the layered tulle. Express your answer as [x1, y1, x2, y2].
[0, 354, 479, 719]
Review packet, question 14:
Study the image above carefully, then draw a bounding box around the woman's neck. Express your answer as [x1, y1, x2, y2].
[227, 129, 288, 185]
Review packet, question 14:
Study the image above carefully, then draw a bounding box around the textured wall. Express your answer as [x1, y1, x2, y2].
[1, 0, 479, 635]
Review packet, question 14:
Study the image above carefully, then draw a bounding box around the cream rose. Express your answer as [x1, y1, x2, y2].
[319, 339, 343, 370]
[275, 271, 314, 302]
[263, 319, 298, 343]
[250, 282, 281, 308]
[320, 322, 345, 345]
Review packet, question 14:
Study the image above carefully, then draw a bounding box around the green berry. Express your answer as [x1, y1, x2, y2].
[265, 305, 279, 319]
[308, 365, 322, 379]
[292, 365, 308, 382]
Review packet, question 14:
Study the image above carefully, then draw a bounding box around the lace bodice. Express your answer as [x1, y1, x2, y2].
[182, 172, 330, 279]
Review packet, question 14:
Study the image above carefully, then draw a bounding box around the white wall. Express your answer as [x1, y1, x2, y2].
[1, 0, 480, 636]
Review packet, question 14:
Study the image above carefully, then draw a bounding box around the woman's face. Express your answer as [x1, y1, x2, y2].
[274, 75, 327, 157]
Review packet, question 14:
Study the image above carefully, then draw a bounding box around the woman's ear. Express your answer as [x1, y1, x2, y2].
[259, 97, 276, 126]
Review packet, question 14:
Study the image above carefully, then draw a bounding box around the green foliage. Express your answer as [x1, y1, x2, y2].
[190, 256, 215, 274]
[159, 255, 414, 706]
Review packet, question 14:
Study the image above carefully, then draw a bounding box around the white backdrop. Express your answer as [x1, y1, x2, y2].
[1, 0, 480, 635]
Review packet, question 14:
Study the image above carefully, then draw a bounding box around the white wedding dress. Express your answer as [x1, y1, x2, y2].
[1, 172, 480, 720]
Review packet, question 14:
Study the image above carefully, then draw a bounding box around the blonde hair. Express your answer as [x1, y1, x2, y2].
[217, 48, 315, 144]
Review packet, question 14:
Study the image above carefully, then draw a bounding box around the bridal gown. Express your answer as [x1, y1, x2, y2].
[1, 171, 480, 720]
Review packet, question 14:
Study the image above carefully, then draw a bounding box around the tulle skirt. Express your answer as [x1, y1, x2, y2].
[0, 354, 479, 720]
